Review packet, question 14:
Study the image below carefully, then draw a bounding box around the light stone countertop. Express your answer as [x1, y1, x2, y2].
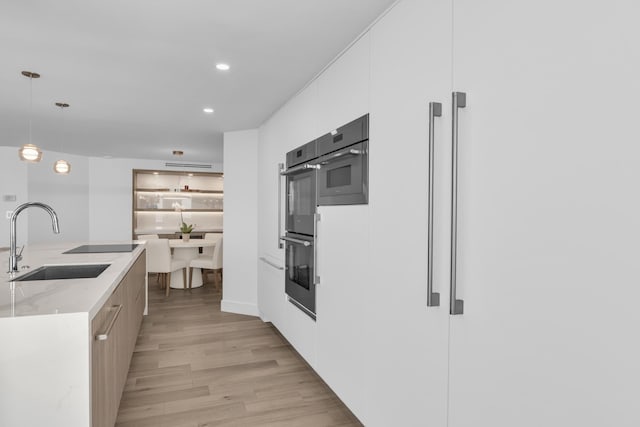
[0, 241, 145, 319]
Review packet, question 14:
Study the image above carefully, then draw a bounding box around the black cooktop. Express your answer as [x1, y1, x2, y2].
[63, 244, 139, 254]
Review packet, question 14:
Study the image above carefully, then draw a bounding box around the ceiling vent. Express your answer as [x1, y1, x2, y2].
[164, 162, 212, 169]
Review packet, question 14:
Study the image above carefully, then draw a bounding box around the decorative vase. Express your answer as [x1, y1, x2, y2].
[182, 233, 190, 242]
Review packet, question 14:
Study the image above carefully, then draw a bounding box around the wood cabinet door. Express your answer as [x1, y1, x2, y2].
[92, 253, 146, 427]
[365, 0, 452, 425]
[448, 1, 640, 425]
[91, 288, 122, 427]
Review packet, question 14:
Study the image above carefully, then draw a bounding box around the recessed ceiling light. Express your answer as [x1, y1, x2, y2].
[216, 63, 230, 71]
[203, 108, 214, 114]
[172, 150, 184, 156]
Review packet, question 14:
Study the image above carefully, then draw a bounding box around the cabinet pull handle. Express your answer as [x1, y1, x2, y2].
[314, 213, 321, 285]
[450, 92, 466, 315]
[278, 163, 284, 249]
[259, 257, 284, 270]
[427, 101, 442, 307]
[95, 304, 123, 341]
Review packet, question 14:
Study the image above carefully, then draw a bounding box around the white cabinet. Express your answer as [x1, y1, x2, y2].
[259, 1, 640, 424]
[447, 1, 640, 425]
[258, 81, 320, 269]
[257, 83, 320, 366]
[316, 34, 370, 136]
[315, 205, 369, 418]
[365, 0, 452, 425]
[257, 255, 285, 325]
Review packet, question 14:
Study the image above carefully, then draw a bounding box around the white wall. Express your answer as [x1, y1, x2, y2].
[0, 147, 28, 252]
[88, 157, 135, 242]
[0, 145, 222, 247]
[28, 151, 90, 244]
[87, 157, 222, 241]
[221, 129, 259, 316]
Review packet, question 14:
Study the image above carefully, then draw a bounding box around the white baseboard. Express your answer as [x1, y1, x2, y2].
[259, 312, 271, 323]
[221, 299, 259, 317]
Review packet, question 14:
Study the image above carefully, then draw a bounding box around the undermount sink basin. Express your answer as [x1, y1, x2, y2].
[13, 264, 110, 282]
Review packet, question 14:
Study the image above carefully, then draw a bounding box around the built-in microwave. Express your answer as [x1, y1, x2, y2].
[313, 114, 368, 206]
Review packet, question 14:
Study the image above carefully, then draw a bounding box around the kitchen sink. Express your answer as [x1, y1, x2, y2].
[13, 264, 110, 281]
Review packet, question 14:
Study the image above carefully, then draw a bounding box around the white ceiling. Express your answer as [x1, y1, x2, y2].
[0, 0, 396, 164]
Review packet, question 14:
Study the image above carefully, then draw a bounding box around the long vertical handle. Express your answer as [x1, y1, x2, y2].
[277, 163, 284, 249]
[314, 212, 321, 285]
[95, 305, 124, 340]
[427, 102, 442, 307]
[450, 92, 466, 315]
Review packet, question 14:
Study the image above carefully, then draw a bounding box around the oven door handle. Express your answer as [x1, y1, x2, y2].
[280, 163, 320, 176]
[280, 236, 312, 247]
[314, 213, 320, 285]
[277, 163, 284, 249]
[314, 147, 366, 166]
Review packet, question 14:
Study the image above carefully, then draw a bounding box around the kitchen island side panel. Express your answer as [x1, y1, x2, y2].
[0, 312, 90, 427]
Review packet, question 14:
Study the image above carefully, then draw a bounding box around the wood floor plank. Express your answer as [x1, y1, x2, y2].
[116, 283, 362, 426]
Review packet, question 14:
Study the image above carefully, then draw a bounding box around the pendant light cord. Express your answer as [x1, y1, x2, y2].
[28, 75, 32, 145]
[59, 104, 63, 152]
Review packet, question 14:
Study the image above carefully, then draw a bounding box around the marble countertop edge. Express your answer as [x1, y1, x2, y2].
[0, 241, 146, 320]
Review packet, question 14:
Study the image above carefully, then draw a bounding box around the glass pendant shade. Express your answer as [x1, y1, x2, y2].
[19, 144, 43, 162]
[54, 159, 71, 174]
[20, 71, 43, 163]
[54, 102, 71, 175]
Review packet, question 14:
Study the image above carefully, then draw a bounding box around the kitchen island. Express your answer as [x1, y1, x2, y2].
[0, 242, 146, 427]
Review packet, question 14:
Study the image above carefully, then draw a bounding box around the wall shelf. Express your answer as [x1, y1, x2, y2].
[135, 189, 224, 194]
[132, 169, 223, 239]
[134, 209, 223, 212]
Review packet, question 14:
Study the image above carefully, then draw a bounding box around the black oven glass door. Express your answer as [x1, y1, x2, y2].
[284, 233, 315, 316]
[285, 169, 316, 235]
[316, 140, 368, 205]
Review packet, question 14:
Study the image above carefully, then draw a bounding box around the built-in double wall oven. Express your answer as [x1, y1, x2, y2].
[281, 139, 319, 319]
[279, 114, 369, 319]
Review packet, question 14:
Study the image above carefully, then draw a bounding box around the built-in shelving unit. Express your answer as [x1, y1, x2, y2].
[132, 169, 223, 239]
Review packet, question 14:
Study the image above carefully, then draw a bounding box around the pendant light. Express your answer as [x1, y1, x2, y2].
[18, 71, 43, 162]
[53, 102, 71, 174]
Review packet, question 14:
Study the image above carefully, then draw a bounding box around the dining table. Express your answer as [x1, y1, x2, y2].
[168, 239, 217, 289]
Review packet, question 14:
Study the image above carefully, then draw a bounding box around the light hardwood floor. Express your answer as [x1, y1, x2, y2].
[116, 279, 362, 427]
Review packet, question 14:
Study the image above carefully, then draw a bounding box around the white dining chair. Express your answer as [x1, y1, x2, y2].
[138, 235, 160, 284]
[188, 236, 223, 289]
[145, 239, 188, 296]
[201, 232, 222, 257]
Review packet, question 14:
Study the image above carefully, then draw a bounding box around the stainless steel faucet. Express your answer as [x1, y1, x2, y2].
[8, 202, 60, 272]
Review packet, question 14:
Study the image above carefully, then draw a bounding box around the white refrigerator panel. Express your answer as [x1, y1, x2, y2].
[448, 1, 640, 425]
[366, 0, 452, 425]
